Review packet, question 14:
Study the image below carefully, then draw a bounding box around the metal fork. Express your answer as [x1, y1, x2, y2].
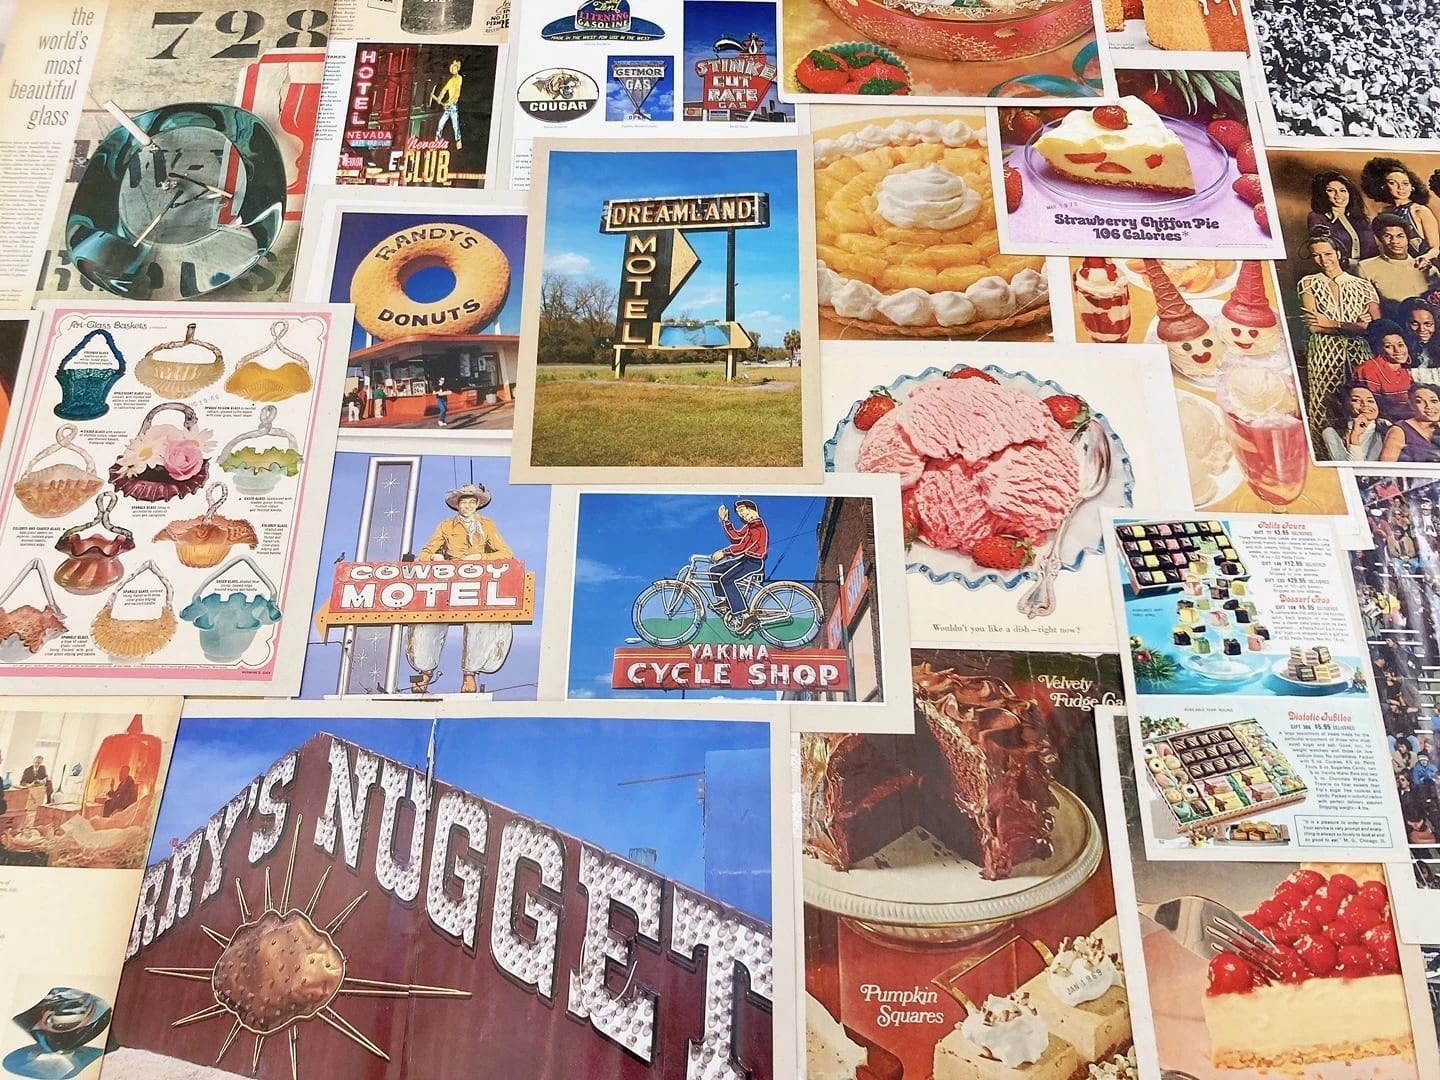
[1138, 895, 1280, 980]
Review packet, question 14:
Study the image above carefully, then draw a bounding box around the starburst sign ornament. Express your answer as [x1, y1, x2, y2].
[149, 816, 468, 1078]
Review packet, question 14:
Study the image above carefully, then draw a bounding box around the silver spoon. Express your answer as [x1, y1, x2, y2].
[1018, 419, 1112, 618]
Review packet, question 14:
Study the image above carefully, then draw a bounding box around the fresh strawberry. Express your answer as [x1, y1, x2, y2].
[945, 366, 998, 383]
[1207, 953, 1259, 995]
[1293, 932, 1338, 977]
[1287, 868, 1326, 894]
[1045, 393, 1090, 429]
[1253, 202, 1270, 235]
[1093, 104, 1129, 130]
[1328, 873, 1360, 896]
[1334, 944, 1370, 976]
[1361, 923, 1399, 974]
[1003, 165, 1023, 213]
[972, 535, 1035, 571]
[1235, 140, 1258, 174]
[795, 50, 849, 94]
[1232, 174, 1264, 206]
[852, 387, 896, 431]
[1356, 879, 1390, 912]
[1206, 119, 1249, 154]
[901, 488, 922, 546]
[1003, 107, 1045, 143]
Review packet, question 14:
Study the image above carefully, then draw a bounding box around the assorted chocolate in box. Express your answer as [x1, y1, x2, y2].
[1141, 719, 1306, 835]
[1117, 520, 1248, 595]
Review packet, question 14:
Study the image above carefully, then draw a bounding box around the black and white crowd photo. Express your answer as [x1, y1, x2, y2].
[1251, 0, 1440, 140]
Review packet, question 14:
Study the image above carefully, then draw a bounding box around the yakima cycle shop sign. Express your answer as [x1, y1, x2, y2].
[111, 734, 773, 1078]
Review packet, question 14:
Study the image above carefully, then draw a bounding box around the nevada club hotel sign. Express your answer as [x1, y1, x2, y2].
[110, 734, 773, 1078]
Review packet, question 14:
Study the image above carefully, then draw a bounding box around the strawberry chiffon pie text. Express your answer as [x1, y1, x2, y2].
[856, 373, 1085, 570]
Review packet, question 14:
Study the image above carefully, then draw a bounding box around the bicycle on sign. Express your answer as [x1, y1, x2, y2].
[630, 554, 824, 648]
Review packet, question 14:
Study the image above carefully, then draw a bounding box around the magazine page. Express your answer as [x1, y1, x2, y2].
[301, 438, 548, 701]
[539, 474, 912, 730]
[798, 650, 1131, 1080]
[294, 188, 527, 438]
[0, 696, 180, 1080]
[331, 0, 512, 43]
[0, 1, 328, 309]
[822, 345, 1183, 651]
[1095, 705, 1425, 1079]
[511, 137, 821, 484]
[1341, 472, 1440, 943]
[1108, 511, 1407, 862]
[507, 0, 797, 189]
[0, 303, 348, 695]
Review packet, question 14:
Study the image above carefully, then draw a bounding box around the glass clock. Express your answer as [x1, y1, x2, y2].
[66, 103, 287, 301]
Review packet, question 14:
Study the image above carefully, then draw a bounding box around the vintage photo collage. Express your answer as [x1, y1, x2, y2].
[0, 0, 1435, 1077]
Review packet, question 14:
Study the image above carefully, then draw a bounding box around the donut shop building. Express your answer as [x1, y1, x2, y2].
[345, 332, 519, 421]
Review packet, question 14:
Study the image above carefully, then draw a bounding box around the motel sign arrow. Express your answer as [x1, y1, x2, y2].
[613, 228, 701, 344]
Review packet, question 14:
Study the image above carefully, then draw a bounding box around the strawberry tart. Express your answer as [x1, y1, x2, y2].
[1202, 865, 1414, 1070]
[854, 372, 1082, 570]
[1034, 98, 1196, 195]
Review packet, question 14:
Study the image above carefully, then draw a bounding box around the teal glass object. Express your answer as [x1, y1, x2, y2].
[53, 329, 125, 421]
[66, 103, 287, 301]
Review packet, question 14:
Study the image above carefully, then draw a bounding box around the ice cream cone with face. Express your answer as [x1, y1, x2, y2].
[1145, 258, 1224, 380]
[1218, 261, 1281, 356]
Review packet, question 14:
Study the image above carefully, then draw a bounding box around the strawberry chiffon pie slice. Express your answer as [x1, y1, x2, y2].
[1034, 97, 1196, 196]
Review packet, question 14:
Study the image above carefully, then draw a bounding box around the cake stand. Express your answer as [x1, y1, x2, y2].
[802, 783, 1102, 945]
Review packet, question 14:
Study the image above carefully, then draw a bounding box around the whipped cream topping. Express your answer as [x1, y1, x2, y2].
[1222, 364, 1299, 420]
[1047, 934, 1125, 1006]
[813, 117, 981, 167]
[875, 165, 982, 230]
[819, 265, 1045, 328]
[1074, 263, 1129, 299]
[1043, 95, 1176, 149]
[805, 994, 867, 1080]
[960, 993, 1048, 1068]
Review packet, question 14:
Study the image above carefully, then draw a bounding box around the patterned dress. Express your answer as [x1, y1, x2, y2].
[1298, 271, 1380, 441]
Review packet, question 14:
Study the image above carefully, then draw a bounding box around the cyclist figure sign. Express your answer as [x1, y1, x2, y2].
[555, 486, 910, 719]
[630, 497, 823, 650]
[711, 500, 768, 635]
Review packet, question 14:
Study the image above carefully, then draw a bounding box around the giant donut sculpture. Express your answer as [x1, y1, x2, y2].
[350, 223, 511, 340]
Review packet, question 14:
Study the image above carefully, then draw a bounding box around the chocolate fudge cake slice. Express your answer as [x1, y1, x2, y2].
[913, 666, 1059, 879]
[802, 666, 1060, 881]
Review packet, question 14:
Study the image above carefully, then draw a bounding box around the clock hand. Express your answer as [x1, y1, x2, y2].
[131, 187, 186, 246]
[103, 100, 154, 149]
[167, 172, 235, 202]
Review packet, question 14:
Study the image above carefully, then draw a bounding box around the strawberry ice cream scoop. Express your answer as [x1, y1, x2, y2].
[856, 407, 925, 486]
[856, 375, 1082, 558]
[902, 379, 1056, 463]
[978, 433, 1081, 533]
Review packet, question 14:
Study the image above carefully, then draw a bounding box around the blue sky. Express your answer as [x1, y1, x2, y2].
[606, 55, 674, 121]
[568, 492, 827, 699]
[329, 210, 529, 351]
[540, 147, 802, 348]
[681, 0, 792, 119]
[148, 715, 770, 919]
[300, 452, 550, 700]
